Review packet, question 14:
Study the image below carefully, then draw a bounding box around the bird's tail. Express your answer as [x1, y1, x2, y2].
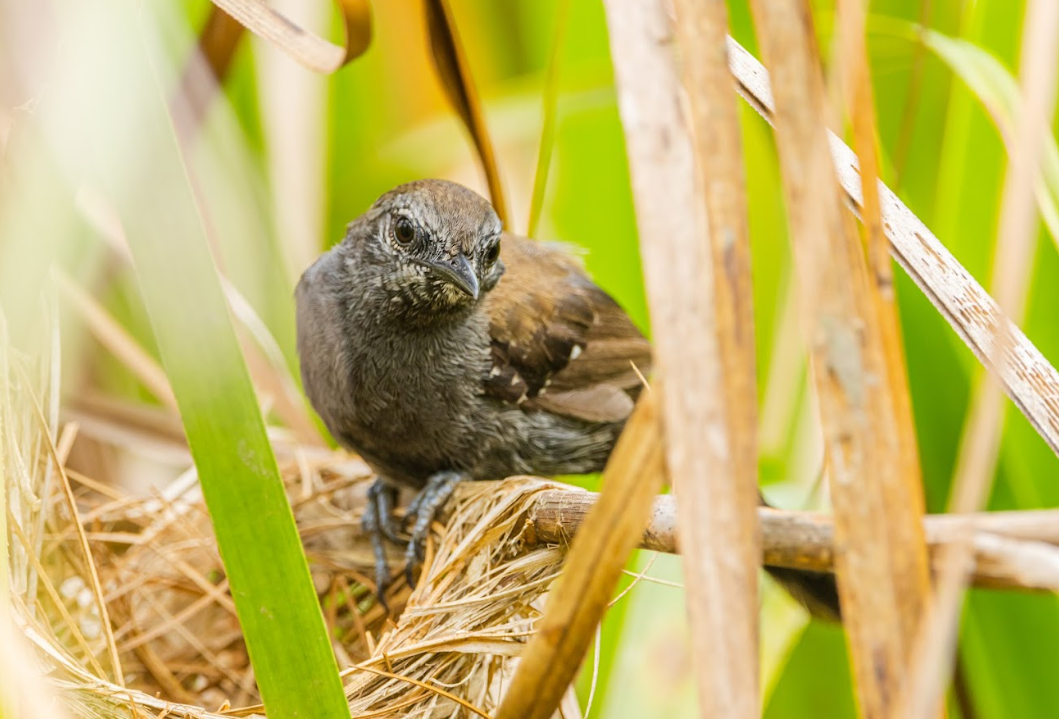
[759, 492, 841, 621]
[765, 565, 841, 621]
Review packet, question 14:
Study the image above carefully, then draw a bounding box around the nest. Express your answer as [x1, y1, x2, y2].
[4, 346, 580, 717]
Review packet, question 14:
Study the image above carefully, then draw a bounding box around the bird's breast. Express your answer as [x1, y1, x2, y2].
[333, 320, 497, 482]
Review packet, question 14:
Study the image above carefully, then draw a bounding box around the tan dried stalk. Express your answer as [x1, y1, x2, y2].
[834, 0, 933, 651]
[488, 397, 663, 719]
[747, 1, 931, 715]
[670, 0, 761, 713]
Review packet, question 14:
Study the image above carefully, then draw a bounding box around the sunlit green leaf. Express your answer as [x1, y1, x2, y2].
[56, 3, 350, 717]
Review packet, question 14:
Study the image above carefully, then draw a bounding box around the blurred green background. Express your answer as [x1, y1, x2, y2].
[3, 0, 1058, 716]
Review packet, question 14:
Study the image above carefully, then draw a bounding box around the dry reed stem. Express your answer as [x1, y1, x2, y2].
[747, 1, 930, 715]
[901, 2, 1059, 718]
[670, 0, 761, 713]
[834, 0, 933, 652]
[495, 396, 664, 719]
[604, 0, 765, 715]
[727, 35, 1059, 458]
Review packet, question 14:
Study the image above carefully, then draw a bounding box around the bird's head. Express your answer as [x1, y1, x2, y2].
[341, 179, 505, 319]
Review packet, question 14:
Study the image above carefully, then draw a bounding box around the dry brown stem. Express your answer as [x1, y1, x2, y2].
[528, 488, 1059, 593]
[834, 0, 933, 650]
[747, 1, 931, 715]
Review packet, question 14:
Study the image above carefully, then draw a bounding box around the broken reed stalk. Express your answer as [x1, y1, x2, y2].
[526, 489, 1059, 593]
[747, 1, 931, 717]
[206, 0, 370, 74]
[495, 391, 666, 719]
[670, 0, 761, 714]
[174, 1, 371, 140]
[902, 2, 1059, 718]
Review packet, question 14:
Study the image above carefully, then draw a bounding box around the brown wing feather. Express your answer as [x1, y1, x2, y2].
[482, 234, 652, 422]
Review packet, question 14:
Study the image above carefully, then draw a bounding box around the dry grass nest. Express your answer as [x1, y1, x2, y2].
[4, 358, 585, 717]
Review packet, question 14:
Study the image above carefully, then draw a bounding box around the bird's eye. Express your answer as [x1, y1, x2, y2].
[393, 217, 416, 246]
[484, 239, 501, 265]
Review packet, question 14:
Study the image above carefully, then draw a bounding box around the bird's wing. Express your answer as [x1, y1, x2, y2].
[483, 234, 652, 423]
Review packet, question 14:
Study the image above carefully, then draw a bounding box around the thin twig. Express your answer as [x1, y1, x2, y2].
[527, 487, 1059, 592]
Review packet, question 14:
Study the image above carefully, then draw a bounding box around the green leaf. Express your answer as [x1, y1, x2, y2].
[919, 27, 1059, 250]
[57, 3, 350, 716]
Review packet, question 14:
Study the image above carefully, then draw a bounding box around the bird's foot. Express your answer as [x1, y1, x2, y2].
[362, 479, 401, 609]
[403, 470, 462, 589]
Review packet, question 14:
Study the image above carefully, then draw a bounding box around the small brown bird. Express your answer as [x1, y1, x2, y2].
[297, 179, 838, 618]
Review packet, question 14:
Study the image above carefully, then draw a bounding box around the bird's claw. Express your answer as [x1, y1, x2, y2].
[363, 472, 463, 602]
[402, 471, 462, 590]
[363, 479, 400, 610]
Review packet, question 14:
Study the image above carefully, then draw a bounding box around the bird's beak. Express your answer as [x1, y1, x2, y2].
[419, 253, 480, 300]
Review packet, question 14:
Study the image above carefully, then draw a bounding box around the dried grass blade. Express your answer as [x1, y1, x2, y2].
[424, 0, 509, 225]
[208, 0, 371, 74]
[891, 1, 933, 187]
[747, 1, 930, 716]
[52, 269, 177, 411]
[174, 6, 245, 140]
[0, 316, 8, 628]
[197, 5, 245, 83]
[495, 394, 665, 719]
[16, 364, 124, 686]
[222, 280, 322, 445]
[669, 0, 761, 712]
[6, 506, 108, 679]
[343, 664, 492, 718]
[900, 2, 1059, 718]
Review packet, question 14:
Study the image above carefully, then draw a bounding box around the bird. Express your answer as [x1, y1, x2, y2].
[296, 178, 838, 619]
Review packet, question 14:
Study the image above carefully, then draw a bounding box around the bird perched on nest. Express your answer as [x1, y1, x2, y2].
[296, 179, 838, 619]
